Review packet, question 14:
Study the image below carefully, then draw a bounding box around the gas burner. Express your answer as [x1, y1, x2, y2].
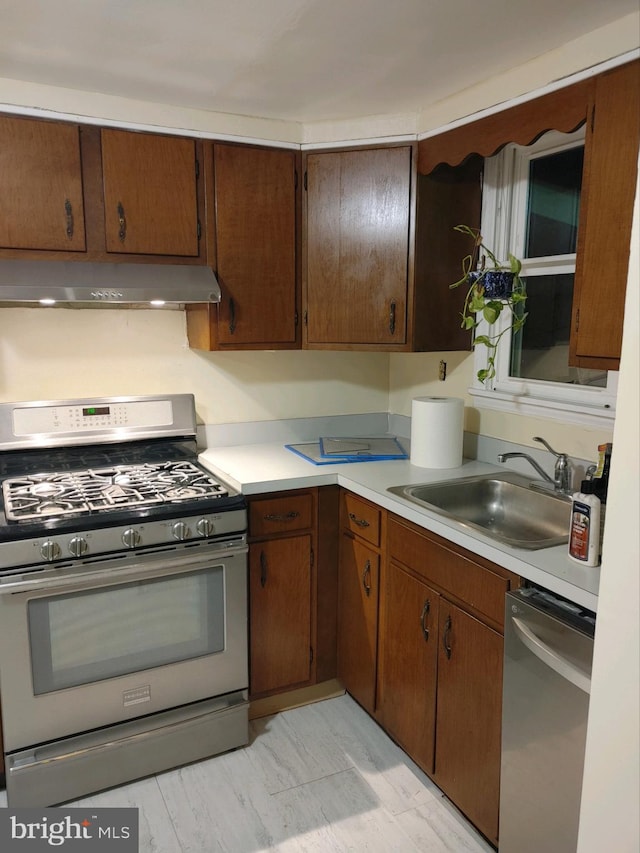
[2, 461, 228, 522]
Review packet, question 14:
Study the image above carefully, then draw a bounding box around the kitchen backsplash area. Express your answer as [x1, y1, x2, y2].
[0, 306, 613, 467]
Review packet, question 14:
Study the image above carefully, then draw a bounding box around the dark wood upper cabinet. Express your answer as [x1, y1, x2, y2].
[186, 143, 299, 350]
[0, 115, 87, 253]
[0, 118, 205, 263]
[101, 129, 200, 258]
[214, 144, 298, 346]
[304, 146, 412, 349]
[412, 156, 482, 352]
[570, 59, 640, 369]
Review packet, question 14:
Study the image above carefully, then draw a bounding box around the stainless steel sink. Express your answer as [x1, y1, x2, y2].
[388, 472, 571, 550]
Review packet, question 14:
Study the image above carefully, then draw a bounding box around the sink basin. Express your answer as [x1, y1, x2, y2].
[388, 472, 571, 550]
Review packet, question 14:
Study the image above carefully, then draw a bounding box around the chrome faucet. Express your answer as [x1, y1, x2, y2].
[498, 436, 572, 495]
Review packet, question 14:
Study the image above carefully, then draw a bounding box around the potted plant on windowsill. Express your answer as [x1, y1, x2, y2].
[450, 224, 527, 383]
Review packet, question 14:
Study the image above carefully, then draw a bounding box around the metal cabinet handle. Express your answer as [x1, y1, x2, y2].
[259, 550, 267, 588]
[263, 511, 300, 522]
[389, 300, 397, 335]
[229, 297, 236, 334]
[64, 199, 74, 239]
[443, 615, 452, 659]
[117, 202, 126, 242]
[348, 512, 370, 529]
[362, 559, 371, 597]
[420, 599, 431, 641]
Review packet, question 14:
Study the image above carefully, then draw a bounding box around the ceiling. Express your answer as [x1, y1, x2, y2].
[1, 0, 637, 124]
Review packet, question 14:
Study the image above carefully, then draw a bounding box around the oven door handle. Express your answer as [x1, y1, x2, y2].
[0, 543, 248, 596]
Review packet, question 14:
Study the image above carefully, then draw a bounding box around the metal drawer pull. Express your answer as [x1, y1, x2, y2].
[64, 199, 74, 239]
[420, 599, 431, 641]
[229, 297, 236, 334]
[443, 615, 452, 659]
[362, 559, 371, 597]
[117, 202, 126, 242]
[389, 299, 397, 335]
[263, 511, 300, 522]
[259, 550, 267, 588]
[348, 512, 370, 528]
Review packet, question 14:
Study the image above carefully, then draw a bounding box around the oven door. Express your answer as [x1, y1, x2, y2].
[0, 544, 248, 753]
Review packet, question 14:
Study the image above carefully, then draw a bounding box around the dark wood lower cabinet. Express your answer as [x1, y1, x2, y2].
[433, 600, 503, 845]
[378, 561, 439, 773]
[373, 512, 521, 847]
[337, 533, 379, 715]
[247, 486, 340, 702]
[249, 535, 313, 696]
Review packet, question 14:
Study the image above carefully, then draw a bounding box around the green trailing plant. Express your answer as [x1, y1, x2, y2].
[450, 224, 528, 383]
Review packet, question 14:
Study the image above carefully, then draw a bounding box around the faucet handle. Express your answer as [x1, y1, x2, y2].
[533, 436, 565, 459]
[534, 436, 571, 493]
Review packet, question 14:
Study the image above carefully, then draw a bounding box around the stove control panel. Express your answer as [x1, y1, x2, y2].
[13, 400, 173, 436]
[11, 509, 247, 569]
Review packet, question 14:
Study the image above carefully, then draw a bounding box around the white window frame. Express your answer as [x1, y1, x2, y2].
[469, 129, 617, 428]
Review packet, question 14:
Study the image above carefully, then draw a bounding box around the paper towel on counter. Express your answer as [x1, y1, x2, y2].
[410, 396, 464, 469]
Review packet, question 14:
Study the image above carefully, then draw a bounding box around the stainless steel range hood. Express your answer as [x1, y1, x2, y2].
[0, 261, 221, 305]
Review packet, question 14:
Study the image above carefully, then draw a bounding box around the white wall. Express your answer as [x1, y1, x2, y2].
[577, 165, 640, 853]
[0, 308, 389, 424]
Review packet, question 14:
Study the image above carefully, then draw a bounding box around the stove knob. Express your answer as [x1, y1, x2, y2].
[122, 528, 141, 549]
[69, 536, 89, 558]
[172, 521, 190, 541]
[196, 518, 214, 538]
[40, 540, 61, 562]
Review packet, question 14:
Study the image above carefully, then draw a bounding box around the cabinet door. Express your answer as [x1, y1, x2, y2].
[249, 536, 312, 696]
[379, 561, 439, 773]
[571, 59, 640, 368]
[214, 144, 298, 347]
[101, 129, 200, 257]
[0, 115, 86, 252]
[305, 147, 411, 346]
[434, 600, 503, 846]
[337, 533, 379, 713]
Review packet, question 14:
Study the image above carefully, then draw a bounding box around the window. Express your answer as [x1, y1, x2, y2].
[470, 129, 617, 426]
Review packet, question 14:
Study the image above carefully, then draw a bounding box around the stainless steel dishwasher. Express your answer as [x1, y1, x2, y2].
[500, 586, 596, 853]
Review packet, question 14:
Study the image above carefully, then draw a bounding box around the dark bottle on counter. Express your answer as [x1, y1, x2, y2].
[593, 442, 612, 504]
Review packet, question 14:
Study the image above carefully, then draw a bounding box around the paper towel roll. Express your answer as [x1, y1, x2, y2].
[410, 396, 464, 469]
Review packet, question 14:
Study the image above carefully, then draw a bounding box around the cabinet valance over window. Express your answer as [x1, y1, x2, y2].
[418, 78, 593, 175]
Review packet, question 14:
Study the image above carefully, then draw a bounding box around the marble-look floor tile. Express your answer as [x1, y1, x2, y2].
[271, 767, 421, 852]
[395, 796, 494, 852]
[311, 694, 441, 816]
[68, 774, 181, 853]
[247, 702, 354, 794]
[156, 746, 284, 853]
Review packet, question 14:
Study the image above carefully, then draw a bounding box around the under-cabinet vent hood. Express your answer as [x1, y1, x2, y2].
[0, 261, 221, 305]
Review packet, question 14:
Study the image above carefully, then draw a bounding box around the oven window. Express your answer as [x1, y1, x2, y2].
[28, 568, 225, 695]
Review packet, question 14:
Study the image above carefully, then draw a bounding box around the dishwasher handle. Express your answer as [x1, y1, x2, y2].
[512, 616, 591, 695]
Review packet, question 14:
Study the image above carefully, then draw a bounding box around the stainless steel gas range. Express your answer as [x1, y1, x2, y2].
[0, 394, 249, 807]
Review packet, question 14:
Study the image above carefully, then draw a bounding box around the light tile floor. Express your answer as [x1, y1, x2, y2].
[0, 694, 494, 852]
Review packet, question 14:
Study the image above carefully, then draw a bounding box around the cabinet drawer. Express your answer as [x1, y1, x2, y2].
[388, 517, 509, 626]
[341, 492, 381, 546]
[250, 492, 314, 536]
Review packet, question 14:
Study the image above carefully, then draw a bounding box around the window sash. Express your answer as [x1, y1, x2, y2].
[471, 129, 616, 420]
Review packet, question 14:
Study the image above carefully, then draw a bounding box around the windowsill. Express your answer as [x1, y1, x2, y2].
[468, 385, 615, 428]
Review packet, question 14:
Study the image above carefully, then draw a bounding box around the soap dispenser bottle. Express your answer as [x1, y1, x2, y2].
[568, 479, 601, 567]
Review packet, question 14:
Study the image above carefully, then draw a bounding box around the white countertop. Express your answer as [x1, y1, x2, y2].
[199, 442, 600, 612]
